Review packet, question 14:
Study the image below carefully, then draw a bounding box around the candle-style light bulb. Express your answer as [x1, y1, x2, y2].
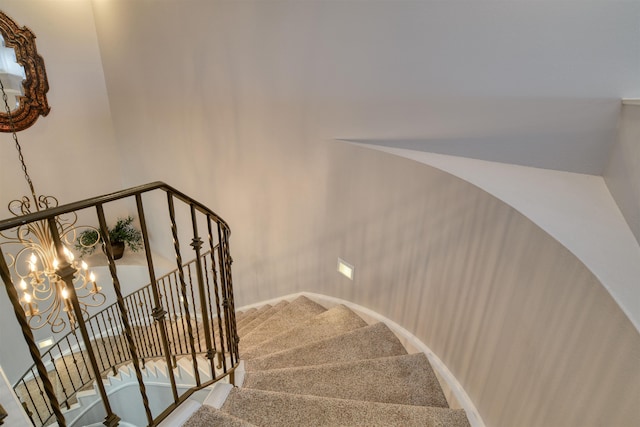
[63, 247, 74, 262]
[23, 292, 37, 316]
[19, 279, 27, 290]
[81, 261, 88, 271]
[52, 259, 59, 270]
[61, 287, 69, 299]
[89, 272, 101, 293]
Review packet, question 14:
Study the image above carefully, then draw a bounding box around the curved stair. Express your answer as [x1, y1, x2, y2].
[183, 295, 470, 427]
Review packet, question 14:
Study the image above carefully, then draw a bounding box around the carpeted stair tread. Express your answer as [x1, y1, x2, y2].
[235, 308, 257, 325]
[236, 305, 271, 330]
[245, 322, 407, 371]
[240, 296, 327, 350]
[221, 388, 470, 427]
[237, 301, 288, 336]
[182, 404, 258, 427]
[242, 304, 368, 359]
[243, 353, 448, 407]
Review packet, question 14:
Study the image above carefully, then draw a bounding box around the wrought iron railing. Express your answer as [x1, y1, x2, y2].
[0, 182, 239, 427]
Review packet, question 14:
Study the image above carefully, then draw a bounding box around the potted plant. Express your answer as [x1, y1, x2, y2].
[75, 216, 143, 259]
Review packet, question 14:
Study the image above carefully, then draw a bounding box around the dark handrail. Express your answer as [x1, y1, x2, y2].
[0, 181, 230, 233]
[1, 182, 238, 427]
[0, 403, 7, 425]
[12, 248, 232, 425]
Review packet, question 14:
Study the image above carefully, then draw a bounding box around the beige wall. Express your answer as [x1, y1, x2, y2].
[89, 2, 639, 426]
[311, 143, 640, 426]
[0, 1, 122, 381]
[605, 104, 640, 244]
[0, 2, 637, 426]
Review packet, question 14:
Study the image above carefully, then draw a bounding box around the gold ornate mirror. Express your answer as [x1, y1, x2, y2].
[0, 11, 49, 132]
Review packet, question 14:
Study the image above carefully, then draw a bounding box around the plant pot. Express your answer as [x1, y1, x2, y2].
[112, 241, 125, 260]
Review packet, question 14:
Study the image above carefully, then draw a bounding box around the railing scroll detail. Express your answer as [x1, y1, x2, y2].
[0, 182, 237, 427]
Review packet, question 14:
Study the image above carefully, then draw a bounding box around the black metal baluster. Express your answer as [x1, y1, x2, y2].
[98, 312, 115, 373]
[216, 229, 231, 373]
[96, 203, 153, 426]
[135, 193, 180, 404]
[221, 225, 239, 364]
[87, 318, 108, 373]
[18, 389, 36, 426]
[133, 292, 153, 359]
[22, 375, 43, 426]
[68, 333, 90, 386]
[211, 254, 227, 373]
[189, 207, 215, 376]
[203, 252, 219, 377]
[167, 193, 201, 385]
[0, 249, 65, 426]
[106, 307, 123, 370]
[114, 305, 132, 361]
[128, 293, 146, 357]
[186, 263, 202, 352]
[208, 218, 226, 374]
[50, 354, 71, 409]
[108, 305, 127, 365]
[124, 297, 144, 359]
[49, 217, 120, 427]
[169, 274, 187, 355]
[142, 287, 162, 357]
[160, 277, 178, 356]
[55, 343, 76, 393]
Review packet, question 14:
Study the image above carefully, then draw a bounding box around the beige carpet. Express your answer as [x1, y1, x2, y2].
[17, 298, 470, 426]
[188, 298, 471, 426]
[182, 405, 256, 427]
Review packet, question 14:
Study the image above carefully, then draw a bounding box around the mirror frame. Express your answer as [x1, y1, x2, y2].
[0, 10, 49, 132]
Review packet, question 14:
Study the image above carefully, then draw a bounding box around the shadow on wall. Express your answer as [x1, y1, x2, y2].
[231, 142, 640, 427]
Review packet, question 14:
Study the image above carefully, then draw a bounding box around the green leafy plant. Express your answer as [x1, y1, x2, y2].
[75, 216, 143, 257]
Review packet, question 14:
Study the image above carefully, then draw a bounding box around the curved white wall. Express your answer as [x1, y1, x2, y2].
[605, 104, 640, 244]
[0, 2, 637, 426]
[355, 142, 640, 331]
[89, 2, 640, 425]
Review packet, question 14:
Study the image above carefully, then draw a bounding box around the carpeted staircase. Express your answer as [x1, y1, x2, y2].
[182, 295, 470, 427]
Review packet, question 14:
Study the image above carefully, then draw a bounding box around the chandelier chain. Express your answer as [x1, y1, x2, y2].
[0, 77, 37, 204]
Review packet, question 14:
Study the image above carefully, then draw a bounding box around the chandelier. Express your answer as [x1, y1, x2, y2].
[0, 78, 106, 333]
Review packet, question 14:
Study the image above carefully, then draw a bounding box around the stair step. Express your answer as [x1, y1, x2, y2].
[203, 383, 235, 409]
[245, 322, 407, 371]
[222, 388, 470, 427]
[142, 361, 160, 378]
[153, 359, 170, 377]
[236, 306, 268, 329]
[243, 353, 448, 407]
[240, 296, 327, 350]
[236, 307, 257, 324]
[184, 404, 258, 427]
[237, 301, 288, 336]
[195, 356, 214, 380]
[157, 399, 202, 427]
[242, 305, 368, 359]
